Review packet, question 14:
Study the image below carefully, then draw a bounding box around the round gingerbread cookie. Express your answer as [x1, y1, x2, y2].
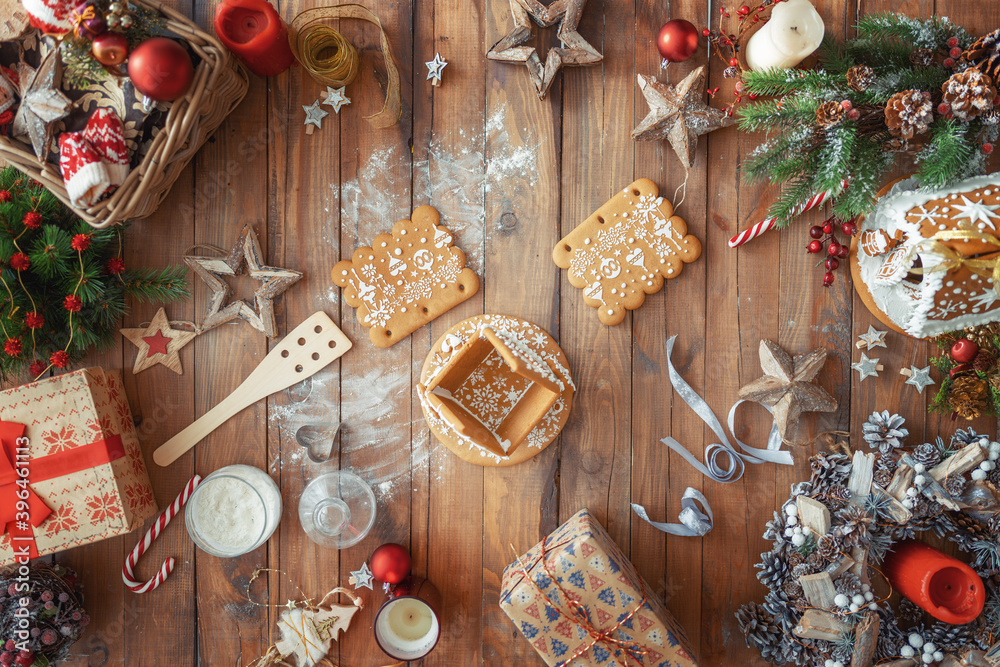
[417, 314, 575, 467]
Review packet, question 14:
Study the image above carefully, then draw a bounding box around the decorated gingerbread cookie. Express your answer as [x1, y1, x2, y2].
[417, 315, 575, 467]
[332, 206, 480, 348]
[552, 178, 702, 325]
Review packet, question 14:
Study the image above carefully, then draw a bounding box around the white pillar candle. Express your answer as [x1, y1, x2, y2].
[745, 0, 825, 71]
[374, 597, 440, 660]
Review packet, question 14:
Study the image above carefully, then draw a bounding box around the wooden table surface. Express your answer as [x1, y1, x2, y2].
[46, 0, 1000, 665]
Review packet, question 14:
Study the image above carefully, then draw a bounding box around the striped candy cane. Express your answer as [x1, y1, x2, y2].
[728, 179, 851, 248]
[123, 474, 201, 594]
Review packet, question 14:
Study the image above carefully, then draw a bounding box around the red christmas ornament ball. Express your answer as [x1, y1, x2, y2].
[370, 543, 412, 584]
[951, 338, 979, 363]
[92, 32, 128, 66]
[127, 38, 194, 101]
[657, 19, 699, 63]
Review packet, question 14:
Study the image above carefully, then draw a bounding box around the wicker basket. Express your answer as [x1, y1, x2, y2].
[0, 0, 249, 228]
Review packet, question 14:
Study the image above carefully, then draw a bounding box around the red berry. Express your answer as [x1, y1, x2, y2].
[807, 240, 823, 253]
[106, 257, 126, 274]
[49, 350, 70, 369]
[949, 46, 962, 58]
[985, 143, 994, 155]
[701, 28, 711, 37]
[4, 339, 22, 357]
[2, 643, 12, 652]
[28, 360, 46, 377]
[8, 253, 29, 271]
[827, 241, 842, 256]
[735, 80, 745, 92]
[0, 654, 11, 666]
[70, 233, 91, 252]
[944, 57, 955, 68]
[40, 629, 57, 645]
[840, 99, 852, 110]
[21, 211, 41, 229]
[25, 311, 44, 329]
[947, 36, 959, 48]
[825, 257, 839, 270]
[739, 4, 751, 14]
[14, 656, 31, 667]
[842, 220, 857, 236]
[822, 272, 835, 287]
[822, 222, 834, 235]
[938, 102, 951, 115]
[63, 294, 82, 312]
[0, 190, 11, 203]
[729, 57, 738, 67]
[837, 244, 849, 259]
[847, 108, 860, 120]
[809, 225, 823, 239]
[748, 92, 758, 100]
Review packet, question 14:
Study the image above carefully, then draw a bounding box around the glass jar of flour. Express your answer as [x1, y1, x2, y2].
[185, 464, 282, 557]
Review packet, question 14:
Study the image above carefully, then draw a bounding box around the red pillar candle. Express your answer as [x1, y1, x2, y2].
[213, 0, 296, 77]
[882, 540, 985, 625]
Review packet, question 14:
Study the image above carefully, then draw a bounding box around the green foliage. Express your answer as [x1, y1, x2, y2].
[854, 12, 971, 50]
[0, 167, 189, 380]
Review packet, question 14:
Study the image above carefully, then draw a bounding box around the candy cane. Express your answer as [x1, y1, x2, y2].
[728, 179, 851, 248]
[123, 474, 201, 593]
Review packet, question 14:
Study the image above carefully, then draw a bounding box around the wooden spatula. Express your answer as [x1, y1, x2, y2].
[153, 312, 353, 467]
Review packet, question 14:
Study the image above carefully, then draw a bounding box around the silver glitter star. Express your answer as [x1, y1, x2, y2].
[302, 100, 328, 129]
[857, 325, 888, 350]
[425, 52, 447, 84]
[851, 353, 881, 381]
[322, 86, 350, 113]
[349, 562, 374, 590]
[951, 195, 1000, 229]
[902, 365, 934, 394]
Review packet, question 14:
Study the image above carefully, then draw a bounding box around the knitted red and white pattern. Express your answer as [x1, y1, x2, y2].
[20, 0, 74, 33]
[59, 108, 130, 209]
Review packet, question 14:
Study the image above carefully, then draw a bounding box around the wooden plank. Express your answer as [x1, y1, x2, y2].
[797, 495, 831, 536]
[799, 572, 837, 609]
[793, 608, 851, 641]
[851, 611, 880, 667]
[849, 450, 875, 500]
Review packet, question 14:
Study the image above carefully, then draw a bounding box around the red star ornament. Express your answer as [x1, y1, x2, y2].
[121, 308, 197, 375]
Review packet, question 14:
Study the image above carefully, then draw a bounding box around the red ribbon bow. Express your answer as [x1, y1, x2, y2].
[0, 421, 125, 558]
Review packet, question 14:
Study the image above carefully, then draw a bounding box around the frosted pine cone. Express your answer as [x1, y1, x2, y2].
[809, 453, 851, 491]
[873, 465, 893, 488]
[816, 100, 846, 128]
[847, 64, 875, 91]
[912, 441, 943, 468]
[882, 136, 909, 152]
[885, 90, 934, 139]
[942, 69, 997, 121]
[897, 597, 924, 625]
[945, 474, 968, 497]
[863, 410, 909, 454]
[756, 551, 789, 589]
[836, 504, 872, 547]
[816, 534, 841, 561]
[909, 47, 935, 67]
[834, 571, 862, 597]
[960, 28, 1000, 81]
[787, 550, 806, 568]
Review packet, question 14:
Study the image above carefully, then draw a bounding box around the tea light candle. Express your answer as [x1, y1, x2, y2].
[745, 0, 825, 71]
[214, 0, 296, 77]
[882, 540, 985, 625]
[374, 578, 442, 660]
[184, 464, 282, 557]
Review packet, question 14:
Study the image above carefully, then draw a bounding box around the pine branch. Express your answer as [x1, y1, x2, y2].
[854, 12, 972, 50]
[813, 124, 857, 194]
[917, 119, 976, 188]
[742, 69, 847, 98]
[817, 37, 853, 75]
[767, 178, 818, 229]
[121, 266, 190, 303]
[738, 97, 818, 132]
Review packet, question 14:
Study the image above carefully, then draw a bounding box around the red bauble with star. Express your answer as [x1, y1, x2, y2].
[370, 543, 412, 584]
[657, 19, 699, 63]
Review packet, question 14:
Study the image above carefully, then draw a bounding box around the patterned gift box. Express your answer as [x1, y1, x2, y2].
[500, 508, 698, 667]
[0, 368, 157, 565]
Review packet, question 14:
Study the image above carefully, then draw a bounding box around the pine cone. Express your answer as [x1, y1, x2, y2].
[782, 579, 804, 599]
[873, 465, 893, 488]
[756, 551, 789, 589]
[885, 90, 934, 139]
[836, 504, 872, 547]
[975, 618, 995, 649]
[736, 602, 782, 651]
[787, 550, 806, 568]
[912, 441, 943, 468]
[974, 349, 998, 373]
[945, 474, 968, 497]
[847, 64, 875, 91]
[816, 100, 846, 128]
[951, 512, 993, 543]
[834, 571, 862, 597]
[910, 47, 935, 67]
[791, 563, 814, 580]
[951, 375, 990, 420]
[816, 533, 841, 561]
[809, 452, 852, 492]
[806, 549, 826, 570]
[961, 28, 1000, 81]
[882, 136, 909, 153]
[963, 322, 1000, 349]
[942, 69, 997, 121]
[897, 597, 924, 625]
[863, 410, 909, 454]
[925, 623, 975, 650]
[878, 449, 899, 472]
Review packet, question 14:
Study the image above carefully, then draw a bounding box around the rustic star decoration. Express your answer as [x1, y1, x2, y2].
[851, 353, 882, 381]
[737, 340, 837, 443]
[856, 324, 887, 350]
[425, 52, 447, 86]
[322, 86, 350, 113]
[902, 365, 935, 394]
[12, 49, 72, 161]
[302, 100, 327, 135]
[185, 224, 303, 338]
[631, 66, 733, 170]
[348, 562, 374, 590]
[486, 0, 602, 99]
[120, 308, 197, 375]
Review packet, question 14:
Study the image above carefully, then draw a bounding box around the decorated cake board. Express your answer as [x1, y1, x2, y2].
[417, 315, 575, 467]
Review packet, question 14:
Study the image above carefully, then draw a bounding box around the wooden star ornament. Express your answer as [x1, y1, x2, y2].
[185, 225, 303, 338]
[12, 49, 72, 162]
[631, 67, 733, 169]
[121, 308, 197, 375]
[737, 340, 837, 443]
[486, 0, 602, 99]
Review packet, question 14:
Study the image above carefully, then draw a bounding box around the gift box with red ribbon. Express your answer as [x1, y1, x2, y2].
[0, 368, 157, 565]
[500, 508, 698, 667]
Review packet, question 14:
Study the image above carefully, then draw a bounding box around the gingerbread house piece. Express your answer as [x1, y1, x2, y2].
[419, 327, 561, 459]
[852, 172, 1000, 338]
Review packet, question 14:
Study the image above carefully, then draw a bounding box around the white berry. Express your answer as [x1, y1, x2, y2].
[907, 487, 918, 497]
[990, 450, 999, 461]
[834, 594, 849, 607]
[922, 654, 933, 664]
[868, 602, 878, 610]
[784, 527, 794, 537]
[914, 474, 927, 485]
[864, 591, 874, 601]
[852, 594, 865, 605]
[973, 469, 988, 481]
[793, 526, 804, 535]
[914, 463, 926, 473]
[861, 584, 870, 592]
[787, 515, 799, 525]
[924, 642, 935, 653]
[849, 603, 860, 612]
[933, 651, 944, 661]
[825, 661, 835, 667]
[792, 533, 806, 546]
[909, 633, 924, 648]
[833, 662, 844, 667]
[901, 646, 916, 658]
[786, 503, 798, 517]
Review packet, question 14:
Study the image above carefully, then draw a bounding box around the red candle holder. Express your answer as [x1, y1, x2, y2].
[214, 0, 296, 78]
[882, 540, 985, 625]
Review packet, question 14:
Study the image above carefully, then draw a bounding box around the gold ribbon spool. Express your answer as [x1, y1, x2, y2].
[289, 4, 402, 129]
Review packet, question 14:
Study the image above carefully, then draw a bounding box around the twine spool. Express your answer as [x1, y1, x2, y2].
[292, 22, 359, 87]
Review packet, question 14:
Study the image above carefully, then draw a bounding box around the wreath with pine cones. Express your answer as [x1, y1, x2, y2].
[737, 413, 1000, 667]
